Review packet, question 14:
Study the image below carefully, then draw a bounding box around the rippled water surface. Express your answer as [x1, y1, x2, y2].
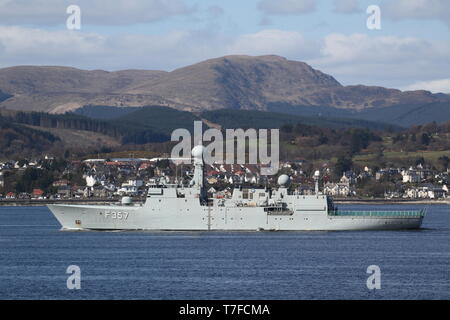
[0, 204, 449, 299]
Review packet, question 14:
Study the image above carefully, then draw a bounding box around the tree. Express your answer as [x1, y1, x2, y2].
[318, 134, 328, 145]
[414, 157, 425, 166]
[392, 134, 404, 144]
[359, 181, 393, 198]
[374, 144, 384, 163]
[156, 159, 170, 169]
[15, 167, 54, 193]
[281, 124, 293, 133]
[348, 129, 379, 154]
[438, 156, 450, 171]
[421, 133, 430, 146]
[64, 150, 71, 159]
[334, 156, 353, 178]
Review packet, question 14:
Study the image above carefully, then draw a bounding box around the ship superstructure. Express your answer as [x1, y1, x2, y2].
[48, 146, 425, 231]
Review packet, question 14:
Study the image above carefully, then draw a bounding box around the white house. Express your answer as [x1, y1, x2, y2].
[402, 168, 421, 183]
[405, 185, 447, 199]
[323, 182, 355, 197]
[117, 185, 139, 196]
[124, 179, 144, 187]
[85, 175, 97, 187]
[117, 179, 144, 196]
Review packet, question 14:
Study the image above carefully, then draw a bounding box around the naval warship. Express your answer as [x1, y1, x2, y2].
[48, 146, 425, 231]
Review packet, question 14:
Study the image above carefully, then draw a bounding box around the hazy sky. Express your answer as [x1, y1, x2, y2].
[0, 0, 449, 92]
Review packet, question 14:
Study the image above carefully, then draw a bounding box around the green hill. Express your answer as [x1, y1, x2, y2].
[0, 115, 60, 158]
[200, 109, 400, 131]
[74, 105, 139, 120]
[268, 101, 450, 128]
[110, 106, 201, 135]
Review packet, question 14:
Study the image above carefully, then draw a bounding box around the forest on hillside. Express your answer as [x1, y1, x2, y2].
[1, 107, 450, 172]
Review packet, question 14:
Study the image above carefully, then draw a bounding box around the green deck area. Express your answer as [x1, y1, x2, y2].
[329, 210, 425, 217]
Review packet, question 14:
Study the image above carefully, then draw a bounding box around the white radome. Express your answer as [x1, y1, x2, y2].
[277, 174, 290, 186]
[121, 196, 132, 205]
[191, 145, 205, 158]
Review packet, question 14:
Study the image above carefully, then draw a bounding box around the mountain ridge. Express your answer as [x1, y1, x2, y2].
[0, 55, 448, 115]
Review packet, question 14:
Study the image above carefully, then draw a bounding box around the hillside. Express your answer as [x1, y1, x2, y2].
[199, 109, 398, 131]
[0, 115, 60, 158]
[25, 125, 121, 150]
[269, 101, 450, 127]
[125, 55, 342, 111]
[0, 66, 167, 113]
[2, 105, 450, 168]
[73, 105, 398, 131]
[110, 106, 201, 135]
[0, 55, 448, 118]
[0, 105, 399, 159]
[1, 110, 170, 145]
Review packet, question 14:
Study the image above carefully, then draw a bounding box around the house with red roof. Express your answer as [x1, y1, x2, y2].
[32, 189, 45, 198]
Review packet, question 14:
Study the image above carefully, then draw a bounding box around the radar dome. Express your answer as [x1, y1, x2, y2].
[121, 196, 132, 205]
[277, 174, 290, 186]
[191, 145, 205, 158]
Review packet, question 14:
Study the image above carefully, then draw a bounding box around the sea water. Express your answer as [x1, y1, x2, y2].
[0, 204, 449, 299]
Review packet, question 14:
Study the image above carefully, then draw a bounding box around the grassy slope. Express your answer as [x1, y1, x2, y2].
[25, 125, 121, 149]
[354, 150, 450, 164]
[0, 117, 60, 159]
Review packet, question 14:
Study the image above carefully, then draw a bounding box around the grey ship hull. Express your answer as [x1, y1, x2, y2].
[48, 203, 424, 231]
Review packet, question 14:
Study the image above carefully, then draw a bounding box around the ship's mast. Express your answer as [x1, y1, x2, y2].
[190, 145, 205, 189]
[314, 170, 320, 195]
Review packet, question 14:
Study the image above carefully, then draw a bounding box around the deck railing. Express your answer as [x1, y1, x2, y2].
[328, 210, 426, 218]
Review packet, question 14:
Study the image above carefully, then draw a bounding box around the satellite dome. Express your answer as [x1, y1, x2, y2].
[277, 174, 290, 186]
[191, 145, 205, 158]
[121, 196, 132, 205]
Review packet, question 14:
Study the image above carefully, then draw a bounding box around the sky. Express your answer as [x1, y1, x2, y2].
[0, 0, 449, 92]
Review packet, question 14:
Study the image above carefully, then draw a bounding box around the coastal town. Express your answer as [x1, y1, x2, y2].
[1, 154, 449, 203]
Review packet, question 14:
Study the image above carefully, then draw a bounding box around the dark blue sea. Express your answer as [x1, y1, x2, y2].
[0, 204, 449, 300]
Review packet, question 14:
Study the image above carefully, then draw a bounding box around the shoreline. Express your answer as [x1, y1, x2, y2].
[0, 198, 449, 206]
